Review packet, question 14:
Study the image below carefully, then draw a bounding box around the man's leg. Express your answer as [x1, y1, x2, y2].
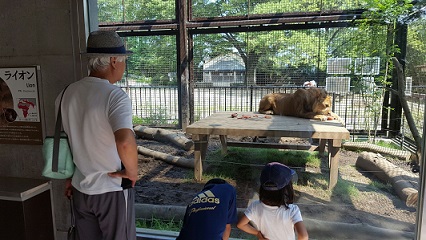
[73, 189, 136, 240]
[95, 190, 136, 240]
[72, 189, 102, 240]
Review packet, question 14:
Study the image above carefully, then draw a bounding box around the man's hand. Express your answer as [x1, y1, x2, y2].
[65, 178, 73, 199]
[108, 170, 137, 187]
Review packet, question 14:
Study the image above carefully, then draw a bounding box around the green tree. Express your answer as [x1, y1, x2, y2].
[98, 0, 124, 22]
[406, 18, 426, 85]
[125, 35, 177, 85]
[98, 0, 174, 22]
[123, 0, 174, 21]
[191, 0, 368, 85]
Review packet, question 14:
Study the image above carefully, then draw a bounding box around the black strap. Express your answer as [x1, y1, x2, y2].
[52, 85, 70, 172]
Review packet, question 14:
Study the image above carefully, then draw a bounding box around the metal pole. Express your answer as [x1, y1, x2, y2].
[415, 102, 426, 239]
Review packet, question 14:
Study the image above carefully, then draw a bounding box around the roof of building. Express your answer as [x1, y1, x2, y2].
[203, 54, 245, 71]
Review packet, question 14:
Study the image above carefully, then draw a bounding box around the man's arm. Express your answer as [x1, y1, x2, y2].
[108, 128, 139, 187]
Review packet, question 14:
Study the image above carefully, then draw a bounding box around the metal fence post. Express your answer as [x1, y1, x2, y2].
[250, 85, 254, 112]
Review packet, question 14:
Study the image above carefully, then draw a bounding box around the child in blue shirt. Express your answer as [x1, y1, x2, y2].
[177, 178, 238, 240]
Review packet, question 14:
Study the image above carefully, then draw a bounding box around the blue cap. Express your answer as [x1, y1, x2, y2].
[260, 162, 295, 190]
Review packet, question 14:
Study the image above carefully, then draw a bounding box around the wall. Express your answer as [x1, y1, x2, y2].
[0, 1, 89, 239]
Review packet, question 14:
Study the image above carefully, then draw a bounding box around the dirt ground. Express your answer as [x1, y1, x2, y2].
[134, 132, 418, 234]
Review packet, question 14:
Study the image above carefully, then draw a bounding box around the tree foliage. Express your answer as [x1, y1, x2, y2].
[125, 35, 177, 86]
[406, 17, 426, 83]
[98, 0, 174, 22]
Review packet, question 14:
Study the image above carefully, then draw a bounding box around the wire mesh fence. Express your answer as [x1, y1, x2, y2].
[123, 35, 177, 87]
[99, 0, 367, 21]
[192, 0, 364, 18]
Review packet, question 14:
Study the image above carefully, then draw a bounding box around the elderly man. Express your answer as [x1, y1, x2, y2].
[58, 30, 138, 240]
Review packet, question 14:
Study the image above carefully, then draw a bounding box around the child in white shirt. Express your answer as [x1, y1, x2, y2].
[237, 162, 308, 240]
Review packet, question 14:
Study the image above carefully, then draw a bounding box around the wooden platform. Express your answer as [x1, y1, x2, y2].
[186, 111, 350, 189]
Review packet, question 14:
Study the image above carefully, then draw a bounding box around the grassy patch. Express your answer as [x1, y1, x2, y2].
[333, 179, 360, 202]
[375, 140, 401, 150]
[368, 180, 393, 193]
[296, 173, 330, 199]
[299, 172, 328, 188]
[353, 138, 401, 150]
[136, 218, 183, 231]
[204, 147, 321, 182]
[297, 173, 361, 203]
[201, 147, 365, 203]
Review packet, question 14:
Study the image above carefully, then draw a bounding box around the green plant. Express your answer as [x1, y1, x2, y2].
[132, 116, 145, 125]
[132, 108, 177, 125]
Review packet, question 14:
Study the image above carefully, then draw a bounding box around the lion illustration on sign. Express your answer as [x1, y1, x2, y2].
[0, 78, 17, 125]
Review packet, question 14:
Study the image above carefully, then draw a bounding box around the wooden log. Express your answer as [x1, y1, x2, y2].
[355, 151, 418, 207]
[137, 146, 194, 169]
[227, 141, 317, 150]
[134, 125, 194, 151]
[343, 141, 411, 161]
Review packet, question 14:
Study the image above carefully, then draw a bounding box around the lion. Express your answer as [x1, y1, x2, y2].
[258, 88, 340, 121]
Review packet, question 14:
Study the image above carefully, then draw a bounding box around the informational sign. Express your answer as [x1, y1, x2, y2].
[0, 66, 43, 145]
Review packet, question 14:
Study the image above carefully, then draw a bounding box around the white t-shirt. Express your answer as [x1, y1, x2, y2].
[244, 200, 303, 240]
[56, 77, 133, 195]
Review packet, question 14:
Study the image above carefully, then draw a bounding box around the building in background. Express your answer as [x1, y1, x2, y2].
[202, 54, 245, 87]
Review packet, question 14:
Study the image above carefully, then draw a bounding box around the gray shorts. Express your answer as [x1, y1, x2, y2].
[72, 188, 136, 240]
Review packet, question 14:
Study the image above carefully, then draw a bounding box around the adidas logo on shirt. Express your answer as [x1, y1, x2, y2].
[189, 190, 220, 206]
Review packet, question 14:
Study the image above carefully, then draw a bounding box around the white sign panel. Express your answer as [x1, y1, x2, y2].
[0, 66, 42, 145]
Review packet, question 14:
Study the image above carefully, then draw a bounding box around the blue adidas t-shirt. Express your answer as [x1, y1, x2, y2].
[177, 182, 238, 240]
